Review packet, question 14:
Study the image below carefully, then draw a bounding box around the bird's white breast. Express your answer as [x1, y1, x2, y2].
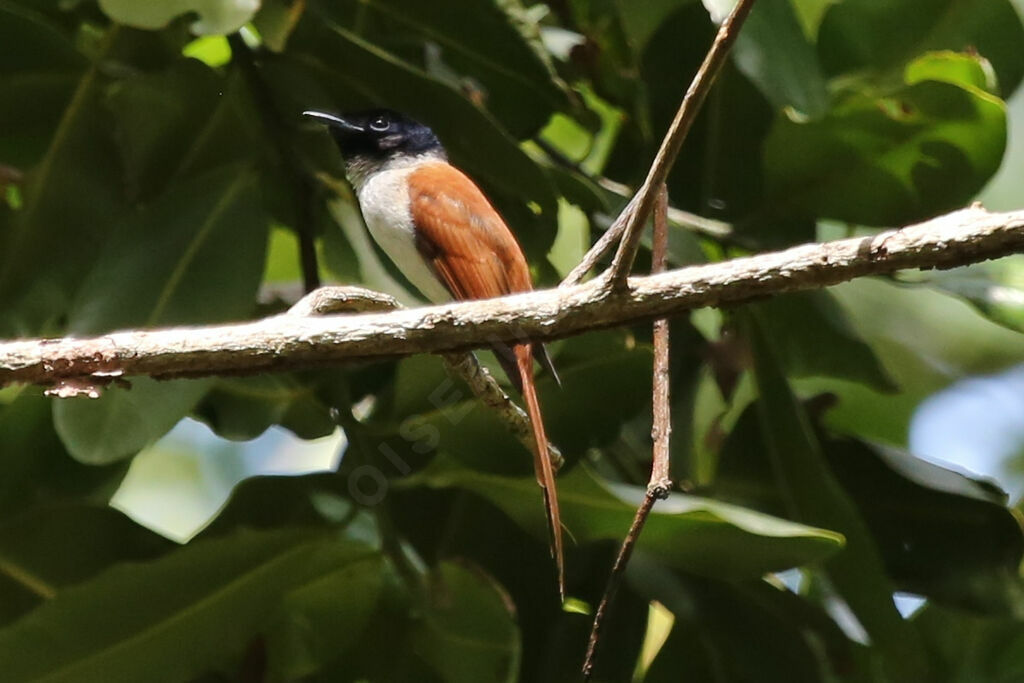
[356, 164, 451, 304]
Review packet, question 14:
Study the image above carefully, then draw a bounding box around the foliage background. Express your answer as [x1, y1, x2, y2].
[1, 0, 1024, 680]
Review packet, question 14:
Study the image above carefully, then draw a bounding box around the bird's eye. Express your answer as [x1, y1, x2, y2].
[369, 116, 390, 132]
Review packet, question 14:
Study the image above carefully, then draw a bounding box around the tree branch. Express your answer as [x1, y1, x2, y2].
[1, 206, 1022, 387]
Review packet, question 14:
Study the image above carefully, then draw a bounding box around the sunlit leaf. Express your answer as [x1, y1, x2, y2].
[97, 0, 260, 35]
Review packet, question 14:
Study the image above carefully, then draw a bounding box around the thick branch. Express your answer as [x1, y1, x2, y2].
[2, 206, 1022, 386]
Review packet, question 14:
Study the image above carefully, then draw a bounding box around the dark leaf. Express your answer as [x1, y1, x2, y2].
[267, 555, 385, 680]
[732, 0, 829, 118]
[744, 309, 929, 680]
[749, 290, 897, 391]
[638, 559, 858, 682]
[763, 52, 1006, 226]
[0, 529, 377, 683]
[818, 0, 1024, 97]
[54, 164, 269, 464]
[0, 27, 127, 325]
[196, 375, 337, 441]
[915, 603, 1024, 683]
[412, 561, 520, 683]
[412, 453, 843, 580]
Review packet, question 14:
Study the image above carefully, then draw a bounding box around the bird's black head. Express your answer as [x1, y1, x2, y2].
[303, 108, 443, 162]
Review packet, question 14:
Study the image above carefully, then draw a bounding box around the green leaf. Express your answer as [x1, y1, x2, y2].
[181, 35, 232, 66]
[54, 378, 214, 466]
[0, 529, 376, 683]
[636, 16, 792, 245]
[732, 0, 829, 118]
[0, 505, 169, 597]
[0, 2, 85, 168]
[828, 440, 1024, 615]
[0, 26, 127, 323]
[748, 290, 897, 391]
[252, 0, 306, 52]
[0, 390, 128, 517]
[907, 256, 1024, 335]
[96, 0, 260, 34]
[105, 59, 229, 200]
[790, 0, 838, 39]
[412, 561, 520, 683]
[195, 375, 336, 441]
[616, 0, 694, 54]
[905, 50, 998, 94]
[805, 277, 1024, 445]
[915, 604, 1024, 682]
[413, 454, 844, 580]
[317, 0, 572, 138]
[743, 308, 929, 680]
[548, 199, 590, 278]
[267, 555, 385, 680]
[640, 564, 858, 683]
[389, 335, 653, 476]
[53, 164, 269, 464]
[0, 390, 70, 514]
[717, 405, 1024, 614]
[763, 51, 1007, 226]
[68, 162, 266, 327]
[818, 0, 1024, 97]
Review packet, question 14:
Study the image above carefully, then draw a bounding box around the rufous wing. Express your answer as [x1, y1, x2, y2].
[408, 162, 565, 598]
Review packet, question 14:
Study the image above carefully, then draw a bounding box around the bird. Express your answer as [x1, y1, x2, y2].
[303, 107, 565, 599]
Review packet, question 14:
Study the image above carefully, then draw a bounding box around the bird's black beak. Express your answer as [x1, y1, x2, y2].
[302, 110, 365, 134]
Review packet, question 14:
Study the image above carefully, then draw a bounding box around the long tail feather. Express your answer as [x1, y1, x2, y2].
[514, 342, 565, 601]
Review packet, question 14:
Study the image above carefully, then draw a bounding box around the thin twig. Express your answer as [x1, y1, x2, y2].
[563, 0, 759, 289]
[582, 493, 658, 680]
[649, 186, 673, 491]
[2, 206, 1022, 386]
[440, 352, 563, 469]
[582, 185, 673, 679]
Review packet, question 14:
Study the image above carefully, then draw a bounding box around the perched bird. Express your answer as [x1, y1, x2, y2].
[304, 108, 564, 598]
